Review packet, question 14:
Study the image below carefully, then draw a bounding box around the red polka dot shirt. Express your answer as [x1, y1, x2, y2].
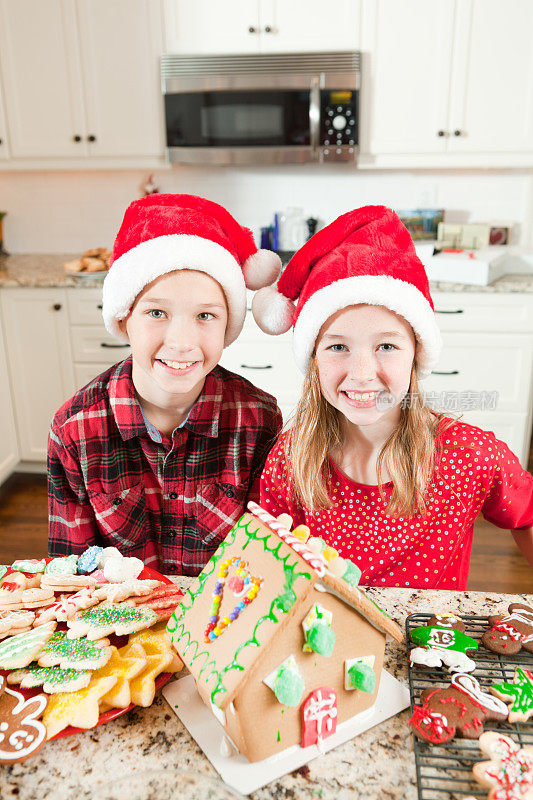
[260, 418, 533, 590]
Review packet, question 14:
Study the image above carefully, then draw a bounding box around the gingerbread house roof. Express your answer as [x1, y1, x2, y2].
[168, 510, 403, 712]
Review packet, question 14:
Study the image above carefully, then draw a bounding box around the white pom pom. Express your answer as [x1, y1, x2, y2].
[242, 249, 281, 291]
[252, 285, 295, 335]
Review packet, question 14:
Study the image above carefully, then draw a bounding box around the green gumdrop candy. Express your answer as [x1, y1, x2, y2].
[343, 560, 362, 587]
[273, 666, 304, 706]
[307, 622, 335, 657]
[348, 662, 376, 693]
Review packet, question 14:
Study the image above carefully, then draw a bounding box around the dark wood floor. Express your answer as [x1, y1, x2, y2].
[1, 460, 532, 592]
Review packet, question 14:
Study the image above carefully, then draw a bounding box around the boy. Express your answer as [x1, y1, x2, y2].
[48, 193, 283, 575]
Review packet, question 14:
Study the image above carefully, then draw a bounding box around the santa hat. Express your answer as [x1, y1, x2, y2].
[252, 205, 441, 378]
[102, 193, 281, 346]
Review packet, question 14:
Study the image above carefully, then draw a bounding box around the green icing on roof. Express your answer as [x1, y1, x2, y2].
[167, 513, 312, 708]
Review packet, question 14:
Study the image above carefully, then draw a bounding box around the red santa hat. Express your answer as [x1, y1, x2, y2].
[252, 205, 441, 378]
[102, 193, 281, 346]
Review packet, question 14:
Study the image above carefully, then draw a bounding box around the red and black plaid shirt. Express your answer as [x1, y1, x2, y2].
[48, 357, 282, 575]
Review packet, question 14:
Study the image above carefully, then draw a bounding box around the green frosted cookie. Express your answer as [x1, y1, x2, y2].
[37, 630, 112, 670]
[8, 662, 92, 693]
[44, 555, 78, 575]
[11, 558, 47, 574]
[67, 603, 158, 641]
[0, 622, 56, 669]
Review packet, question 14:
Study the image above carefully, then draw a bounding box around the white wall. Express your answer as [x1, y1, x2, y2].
[2, 165, 532, 253]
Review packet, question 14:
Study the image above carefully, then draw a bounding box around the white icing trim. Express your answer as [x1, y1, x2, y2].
[451, 674, 508, 715]
[292, 275, 442, 377]
[102, 234, 247, 346]
[210, 701, 226, 726]
[263, 654, 300, 692]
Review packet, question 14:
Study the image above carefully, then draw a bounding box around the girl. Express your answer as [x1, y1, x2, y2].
[252, 205, 533, 590]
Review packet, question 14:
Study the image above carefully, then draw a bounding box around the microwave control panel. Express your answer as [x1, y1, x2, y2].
[320, 89, 358, 161]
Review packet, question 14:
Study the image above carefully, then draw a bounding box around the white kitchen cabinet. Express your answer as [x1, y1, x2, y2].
[76, 0, 164, 158]
[447, 0, 533, 154]
[362, 0, 454, 155]
[362, 0, 533, 163]
[0, 289, 75, 461]
[0, 305, 19, 483]
[0, 0, 164, 163]
[66, 288, 130, 389]
[0, 0, 86, 159]
[164, 0, 360, 54]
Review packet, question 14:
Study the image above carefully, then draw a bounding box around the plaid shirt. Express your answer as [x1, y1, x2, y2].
[48, 357, 282, 575]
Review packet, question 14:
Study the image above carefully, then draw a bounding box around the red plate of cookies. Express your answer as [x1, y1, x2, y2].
[0, 559, 184, 748]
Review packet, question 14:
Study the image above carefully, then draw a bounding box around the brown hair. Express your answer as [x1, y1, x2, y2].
[286, 357, 448, 517]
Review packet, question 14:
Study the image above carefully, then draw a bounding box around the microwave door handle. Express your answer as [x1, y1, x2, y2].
[309, 76, 320, 157]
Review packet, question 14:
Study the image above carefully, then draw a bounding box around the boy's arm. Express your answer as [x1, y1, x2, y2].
[47, 427, 99, 556]
[512, 526, 533, 569]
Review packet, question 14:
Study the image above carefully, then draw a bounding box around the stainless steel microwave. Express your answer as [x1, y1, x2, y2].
[161, 51, 360, 165]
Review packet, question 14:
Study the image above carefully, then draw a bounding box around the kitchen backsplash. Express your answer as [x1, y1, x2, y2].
[1, 165, 531, 253]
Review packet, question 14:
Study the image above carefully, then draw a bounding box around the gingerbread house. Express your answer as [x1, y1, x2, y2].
[167, 504, 403, 762]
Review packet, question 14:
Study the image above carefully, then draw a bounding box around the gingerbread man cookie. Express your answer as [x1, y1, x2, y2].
[409, 674, 508, 744]
[409, 624, 478, 672]
[482, 603, 533, 655]
[473, 732, 533, 799]
[0, 674, 48, 763]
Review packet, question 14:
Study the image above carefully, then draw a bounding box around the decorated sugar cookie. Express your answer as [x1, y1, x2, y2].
[37, 630, 112, 671]
[482, 602, 533, 655]
[0, 610, 36, 637]
[472, 732, 533, 799]
[43, 675, 117, 739]
[409, 625, 478, 673]
[77, 546, 103, 575]
[11, 559, 46, 575]
[491, 667, 533, 723]
[67, 603, 158, 640]
[44, 555, 78, 576]
[0, 622, 56, 669]
[409, 674, 508, 744]
[94, 579, 160, 604]
[0, 675, 48, 763]
[7, 663, 92, 694]
[34, 588, 100, 625]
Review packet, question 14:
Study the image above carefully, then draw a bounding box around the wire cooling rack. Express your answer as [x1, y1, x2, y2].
[406, 612, 533, 800]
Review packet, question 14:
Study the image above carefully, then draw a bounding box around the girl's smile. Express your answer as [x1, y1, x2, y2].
[315, 304, 416, 432]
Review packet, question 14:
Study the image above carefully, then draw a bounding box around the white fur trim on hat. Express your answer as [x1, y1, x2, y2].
[242, 249, 281, 291]
[292, 275, 442, 378]
[102, 234, 247, 346]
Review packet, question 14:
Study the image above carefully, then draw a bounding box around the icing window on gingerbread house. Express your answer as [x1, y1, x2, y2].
[302, 603, 335, 657]
[263, 655, 304, 707]
[344, 655, 377, 693]
[204, 556, 262, 643]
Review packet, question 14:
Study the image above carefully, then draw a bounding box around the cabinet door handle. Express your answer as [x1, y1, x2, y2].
[73, 135, 82, 142]
[264, 25, 273, 33]
[52, 303, 62, 311]
[240, 364, 273, 370]
[87, 135, 96, 142]
[100, 342, 129, 349]
[97, 304, 103, 310]
[431, 370, 459, 375]
[437, 130, 448, 137]
[435, 309, 464, 314]
[248, 25, 257, 33]
[454, 129, 463, 136]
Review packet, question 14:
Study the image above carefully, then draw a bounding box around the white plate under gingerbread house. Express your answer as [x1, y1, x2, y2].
[163, 670, 409, 796]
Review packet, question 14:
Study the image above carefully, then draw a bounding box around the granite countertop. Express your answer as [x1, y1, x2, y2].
[2, 583, 531, 800]
[1, 253, 533, 293]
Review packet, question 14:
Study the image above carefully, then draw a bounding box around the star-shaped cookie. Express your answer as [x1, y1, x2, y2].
[42, 675, 117, 739]
[93, 645, 148, 709]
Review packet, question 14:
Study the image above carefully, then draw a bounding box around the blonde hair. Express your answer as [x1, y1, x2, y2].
[287, 357, 446, 517]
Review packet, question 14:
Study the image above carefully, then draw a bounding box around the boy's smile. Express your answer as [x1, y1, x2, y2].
[118, 269, 228, 428]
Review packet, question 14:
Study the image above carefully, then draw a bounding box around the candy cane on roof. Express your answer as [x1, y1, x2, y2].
[247, 501, 326, 577]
